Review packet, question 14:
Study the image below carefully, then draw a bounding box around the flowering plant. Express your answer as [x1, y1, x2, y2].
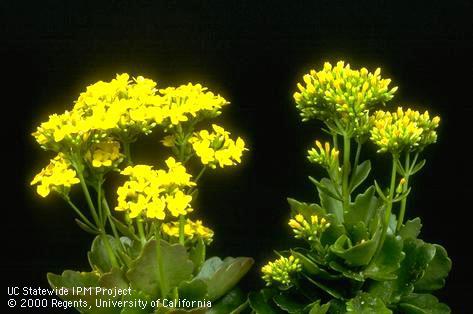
[249, 62, 451, 313]
[31, 74, 253, 313]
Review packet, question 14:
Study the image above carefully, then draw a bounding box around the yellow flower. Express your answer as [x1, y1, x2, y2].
[115, 158, 195, 220]
[288, 214, 330, 242]
[370, 107, 440, 154]
[31, 153, 80, 197]
[294, 61, 397, 137]
[85, 139, 122, 168]
[189, 124, 248, 169]
[161, 135, 176, 147]
[166, 190, 193, 217]
[262, 255, 302, 286]
[158, 83, 228, 127]
[307, 140, 339, 169]
[162, 219, 214, 244]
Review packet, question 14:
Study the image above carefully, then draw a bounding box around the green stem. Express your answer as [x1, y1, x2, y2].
[124, 142, 133, 165]
[154, 222, 167, 299]
[77, 171, 101, 228]
[102, 197, 123, 250]
[396, 152, 411, 231]
[376, 156, 398, 257]
[64, 196, 97, 230]
[97, 176, 104, 226]
[137, 219, 146, 246]
[178, 215, 186, 245]
[353, 141, 362, 171]
[342, 135, 351, 211]
[332, 133, 339, 151]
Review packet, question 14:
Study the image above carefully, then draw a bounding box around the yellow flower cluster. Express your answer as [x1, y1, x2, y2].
[115, 157, 195, 219]
[294, 61, 397, 136]
[370, 107, 440, 154]
[189, 124, 247, 168]
[162, 219, 214, 244]
[158, 83, 228, 126]
[307, 140, 340, 169]
[31, 154, 80, 197]
[85, 139, 122, 168]
[33, 74, 160, 151]
[288, 214, 331, 241]
[262, 255, 302, 286]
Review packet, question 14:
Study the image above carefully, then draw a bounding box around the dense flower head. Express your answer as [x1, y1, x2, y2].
[31, 153, 80, 197]
[294, 61, 397, 137]
[85, 139, 122, 168]
[262, 255, 302, 287]
[162, 219, 214, 244]
[307, 140, 340, 169]
[370, 107, 440, 154]
[189, 124, 247, 168]
[158, 83, 229, 127]
[288, 214, 331, 242]
[33, 74, 160, 152]
[115, 157, 195, 219]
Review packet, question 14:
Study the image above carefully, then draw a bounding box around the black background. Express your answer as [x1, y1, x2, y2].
[2, 1, 473, 313]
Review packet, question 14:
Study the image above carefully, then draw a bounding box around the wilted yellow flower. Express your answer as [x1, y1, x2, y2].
[370, 107, 440, 154]
[262, 255, 302, 286]
[288, 214, 330, 241]
[162, 219, 214, 244]
[158, 83, 228, 127]
[31, 153, 80, 197]
[189, 124, 248, 169]
[85, 139, 122, 168]
[115, 157, 195, 219]
[307, 140, 339, 169]
[294, 61, 397, 137]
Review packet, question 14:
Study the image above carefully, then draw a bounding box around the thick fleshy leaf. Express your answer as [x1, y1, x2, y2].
[99, 268, 129, 289]
[328, 261, 364, 282]
[88, 235, 121, 273]
[345, 186, 380, 225]
[364, 234, 404, 281]
[178, 278, 208, 301]
[274, 293, 306, 313]
[196, 256, 253, 301]
[348, 160, 371, 193]
[127, 240, 194, 299]
[207, 288, 248, 314]
[346, 293, 392, 313]
[399, 218, 422, 240]
[414, 244, 451, 292]
[248, 290, 278, 314]
[330, 227, 381, 267]
[287, 198, 326, 217]
[189, 238, 206, 275]
[317, 178, 344, 224]
[398, 293, 451, 314]
[308, 300, 330, 314]
[291, 250, 339, 280]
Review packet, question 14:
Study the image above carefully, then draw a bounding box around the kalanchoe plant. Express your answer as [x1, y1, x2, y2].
[31, 74, 253, 313]
[249, 61, 451, 313]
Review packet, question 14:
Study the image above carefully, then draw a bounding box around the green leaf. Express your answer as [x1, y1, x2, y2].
[410, 159, 426, 175]
[196, 256, 253, 301]
[308, 300, 330, 314]
[349, 160, 371, 193]
[328, 261, 364, 282]
[309, 176, 342, 201]
[398, 293, 451, 314]
[317, 178, 344, 224]
[414, 244, 451, 292]
[345, 186, 380, 225]
[111, 216, 140, 242]
[374, 180, 387, 202]
[399, 218, 422, 240]
[207, 288, 248, 314]
[287, 198, 326, 217]
[346, 293, 392, 313]
[320, 221, 346, 247]
[364, 234, 405, 281]
[189, 238, 206, 275]
[99, 268, 128, 289]
[88, 235, 120, 273]
[302, 273, 344, 299]
[274, 293, 306, 313]
[248, 290, 279, 314]
[120, 290, 152, 314]
[75, 218, 100, 234]
[126, 240, 194, 299]
[47, 270, 118, 314]
[330, 226, 381, 267]
[178, 278, 208, 301]
[291, 250, 339, 280]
